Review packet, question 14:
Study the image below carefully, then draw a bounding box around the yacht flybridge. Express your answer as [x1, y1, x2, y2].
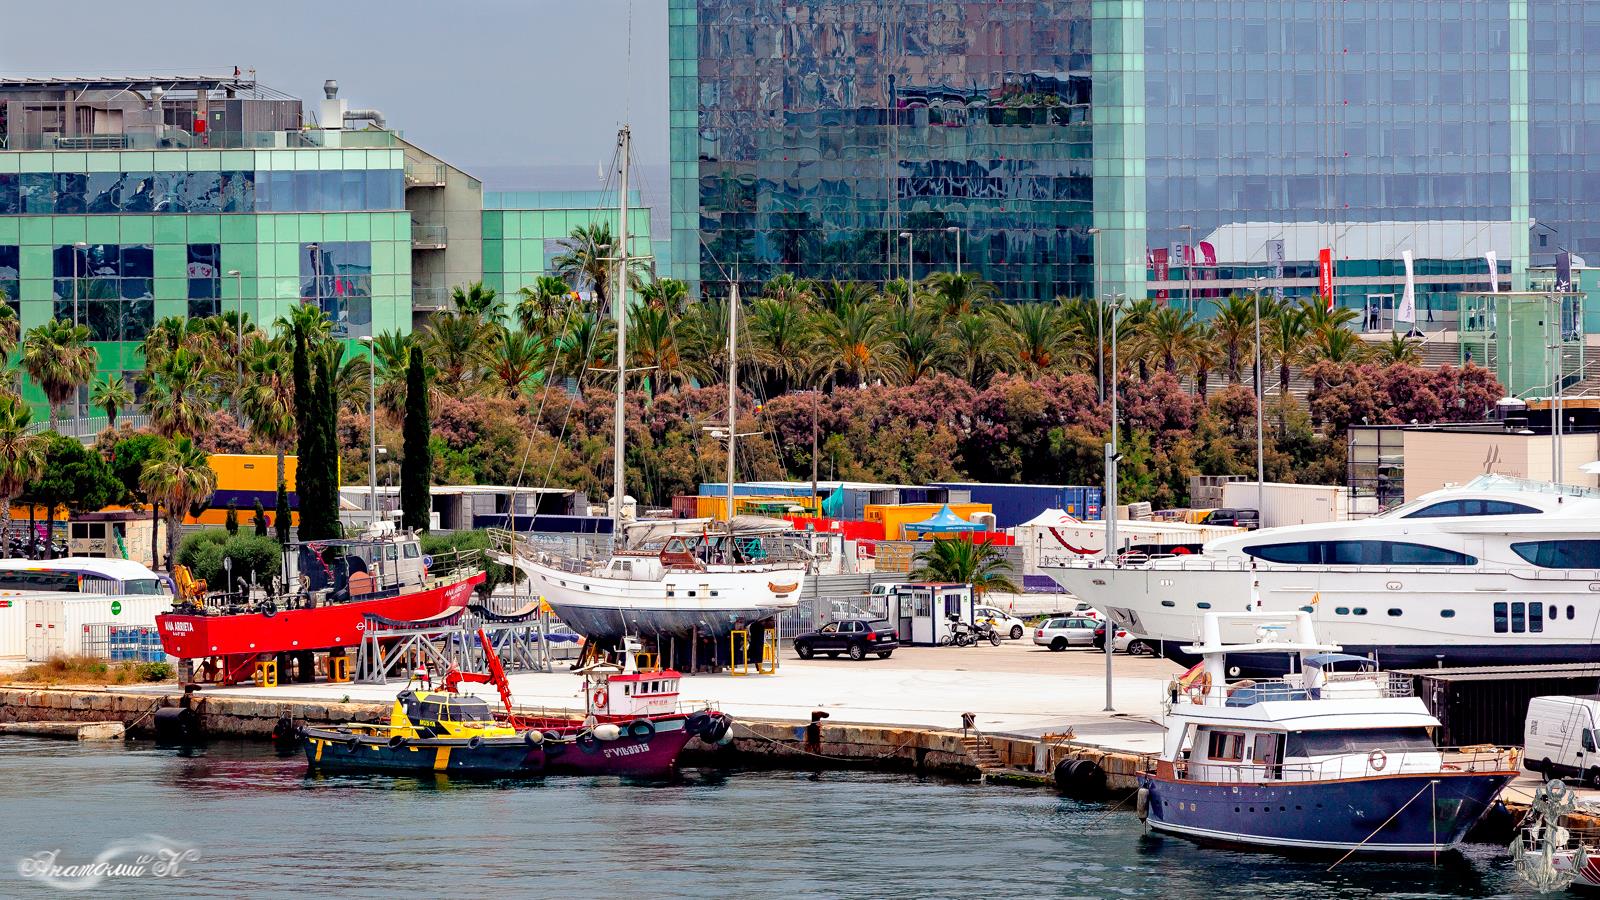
[1139, 611, 1517, 854]
[492, 126, 804, 644]
[1045, 475, 1600, 675]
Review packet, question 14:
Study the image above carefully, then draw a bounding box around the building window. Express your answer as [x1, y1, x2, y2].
[301, 242, 372, 339]
[1405, 499, 1540, 518]
[187, 244, 221, 319]
[53, 243, 153, 341]
[1440, 609, 1455, 618]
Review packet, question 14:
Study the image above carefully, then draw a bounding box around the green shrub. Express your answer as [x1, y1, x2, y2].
[198, 534, 283, 592]
[420, 530, 513, 593]
[135, 661, 173, 682]
[176, 529, 230, 572]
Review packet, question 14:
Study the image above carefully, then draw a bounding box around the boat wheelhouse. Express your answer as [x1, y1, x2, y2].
[1139, 611, 1518, 854]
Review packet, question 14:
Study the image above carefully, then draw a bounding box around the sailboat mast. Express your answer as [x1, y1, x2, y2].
[726, 282, 738, 530]
[612, 126, 630, 533]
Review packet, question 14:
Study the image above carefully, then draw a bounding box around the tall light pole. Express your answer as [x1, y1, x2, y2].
[227, 269, 243, 416]
[1088, 227, 1104, 402]
[945, 225, 962, 276]
[1250, 276, 1267, 496]
[71, 241, 87, 421]
[899, 231, 914, 309]
[359, 335, 378, 529]
[1104, 292, 1125, 713]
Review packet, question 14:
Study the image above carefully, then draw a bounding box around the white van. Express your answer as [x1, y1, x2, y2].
[1524, 695, 1600, 785]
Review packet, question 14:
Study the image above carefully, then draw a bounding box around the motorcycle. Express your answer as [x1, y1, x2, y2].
[939, 616, 1001, 647]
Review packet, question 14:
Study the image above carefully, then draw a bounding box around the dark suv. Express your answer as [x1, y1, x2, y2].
[794, 619, 900, 660]
[1203, 508, 1260, 529]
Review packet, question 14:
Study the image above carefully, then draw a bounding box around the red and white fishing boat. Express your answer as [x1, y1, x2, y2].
[157, 530, 484, 684]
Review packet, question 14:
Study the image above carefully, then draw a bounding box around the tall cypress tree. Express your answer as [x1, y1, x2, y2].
[291, 322, 316, 542]
[252, 499, 268, 538]
[297, 346, 340, 540]
[401, 347, 431, 532]
[274, 479, 291, 544]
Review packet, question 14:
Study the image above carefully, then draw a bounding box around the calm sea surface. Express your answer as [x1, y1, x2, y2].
[0, 737, 1539, 899]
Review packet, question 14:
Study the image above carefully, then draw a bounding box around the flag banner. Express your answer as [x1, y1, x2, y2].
[1318, 248, 1334, 308]
[1150, 247, 1169, 302]
[1398, 250, 1416, 323]
[1485, 251, 1499, 293]
[1199, 241, 1216, 267]
[1556, 250, 1573, 293]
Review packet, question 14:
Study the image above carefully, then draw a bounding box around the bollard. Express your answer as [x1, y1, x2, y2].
[326, 655, 351, 683]
[253, 659, 278, 688]
[805, 710, 830, 755]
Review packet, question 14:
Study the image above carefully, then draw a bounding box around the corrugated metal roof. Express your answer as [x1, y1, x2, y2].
[1395, 662, 1600, 682]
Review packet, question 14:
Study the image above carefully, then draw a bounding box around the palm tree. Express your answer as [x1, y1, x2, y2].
[999, 302, 1067, 376]
[516, 275, 576, 337]
[90, 374, 134, 427]
[450, 280, 503, 327]
[921, 272, 997, 319]
[1373, 332, 1423, 366]
[1264, 305, 1310, 400]
[910, 537, 1020, 596]
[636, 276, 690, 315]
[420, 311, 490, 395]
[1187, 326, 1219, 399]
[944, 312, 1004, 387]
[759, 274, 817, 310]
[142, 346, 214, 439]
[553, 222, 624, 313]
[1300, 297, 1359, 336]
[1140, 306, 1202, 376]
[814, 279, 877, 317]
[332, 349, 373, 414]
[1210, 294, 1259, 384]
[627, 305, 689, 394]
[237, 334, 295, 503]
[883, 308, 949, 384]
[1308, 326, 1369, 366]
[554, 310, 614, 381]
[810, 302, 888, 387]
[486, 326, 547, 398]
[0, 299, 20, 361]
[140, 436, 217, 571]
[368, 330, 414, 422]
[21, 318, 98, 427]
[746, 297, 812, 395]
[0, 394, 45, 533]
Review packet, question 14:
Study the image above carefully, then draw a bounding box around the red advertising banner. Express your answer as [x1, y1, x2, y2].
[1148, 247, 1169, 302]
[1318, 248, 1334, 308]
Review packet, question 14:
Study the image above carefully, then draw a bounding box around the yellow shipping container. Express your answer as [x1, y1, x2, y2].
[186, 454, 299, 525]
[864, 502, 993, 540]
[694, 494, 817, 522]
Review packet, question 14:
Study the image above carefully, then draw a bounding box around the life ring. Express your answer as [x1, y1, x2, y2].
[1368, 749, 1387, 771]
[592, 689, 608, 709]
[1187, 672, 1213, 704]
[628, 719, 656, 739]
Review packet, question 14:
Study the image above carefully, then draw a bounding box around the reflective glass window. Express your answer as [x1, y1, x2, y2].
[19, 173, 56, 213]
[53, 173, 87, 214]
[1512, 541, 1600, 569]
[0, 174, 15, 215]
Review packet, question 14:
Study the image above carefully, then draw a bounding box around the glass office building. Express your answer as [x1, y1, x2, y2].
[673, 1, 1600, 315]
[670, 0, 1096, 300]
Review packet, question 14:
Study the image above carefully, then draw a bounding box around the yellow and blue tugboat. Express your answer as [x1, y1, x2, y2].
[301, 685, 544, 774]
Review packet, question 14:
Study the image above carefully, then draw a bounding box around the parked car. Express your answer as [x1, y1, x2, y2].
[975, 605, 1027, 640]
[794, 619, 900, 661]
[1033, 617, 1099, 651]
[1092, 624, 1156, 655]
[1202, 507, 1260, 529]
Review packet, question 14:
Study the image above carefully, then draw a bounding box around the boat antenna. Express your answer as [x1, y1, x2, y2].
[612, 125, 630, 545]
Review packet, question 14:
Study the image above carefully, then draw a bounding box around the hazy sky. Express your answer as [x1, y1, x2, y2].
[1, 0, 669, 178]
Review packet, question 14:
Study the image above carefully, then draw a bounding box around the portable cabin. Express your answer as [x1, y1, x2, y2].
[888, 582, 974, 646]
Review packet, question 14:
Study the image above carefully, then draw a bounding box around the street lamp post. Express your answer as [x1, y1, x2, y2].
[71, 241, 87, 420]
[1179, 224, 1194, 313]
[1104, 292, 1126, 713]
[945, 225, 962, 276]
[898, 231, 914, 309]
[359, 335, 377, 529]
[1088, 227, 1103, 402]
[227, 269, 243, 415]
[1250, 276, 1267, 495]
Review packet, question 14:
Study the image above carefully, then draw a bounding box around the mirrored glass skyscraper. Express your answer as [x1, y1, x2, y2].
[673, 0, 1600, 318]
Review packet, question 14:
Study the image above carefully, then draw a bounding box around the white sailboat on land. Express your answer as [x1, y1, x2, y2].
[495, 126, 806, 642]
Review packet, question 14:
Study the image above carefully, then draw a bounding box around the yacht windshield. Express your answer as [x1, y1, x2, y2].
[1285, 727, 1434, 756]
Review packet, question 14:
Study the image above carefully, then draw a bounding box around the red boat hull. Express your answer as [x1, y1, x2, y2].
[156, 572, 485, 659]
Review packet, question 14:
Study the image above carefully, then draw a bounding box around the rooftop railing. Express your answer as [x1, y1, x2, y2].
[0, 128, 400, 152]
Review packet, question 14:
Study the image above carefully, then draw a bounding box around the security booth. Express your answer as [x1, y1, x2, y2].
[889, 582, 974, 646]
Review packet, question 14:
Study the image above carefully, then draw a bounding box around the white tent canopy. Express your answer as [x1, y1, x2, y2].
[1013, 508, 1079, 529]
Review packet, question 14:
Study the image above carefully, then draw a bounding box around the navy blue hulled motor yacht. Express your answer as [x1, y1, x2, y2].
[1138, 611, 1518, 854]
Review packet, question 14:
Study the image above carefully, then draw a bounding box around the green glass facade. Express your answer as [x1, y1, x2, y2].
[481, 190, 654, 301]
[0, 146, 411, 414]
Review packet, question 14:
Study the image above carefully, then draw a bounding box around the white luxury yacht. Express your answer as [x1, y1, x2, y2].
[1045, 475, 1600, 674]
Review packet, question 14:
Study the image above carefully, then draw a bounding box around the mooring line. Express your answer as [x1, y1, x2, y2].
[1327, 779, 1436, 871]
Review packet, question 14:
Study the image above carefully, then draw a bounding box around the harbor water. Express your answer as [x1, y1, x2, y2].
[0, 737, 1536, 898]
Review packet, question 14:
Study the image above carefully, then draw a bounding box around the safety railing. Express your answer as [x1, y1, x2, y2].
[411, 284, 450, 310]
[1168, 672, 1413, 710]
[403, 161, 447, 187]
[410, 223, 448, 248]
[1159, 745, 1518, 783]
